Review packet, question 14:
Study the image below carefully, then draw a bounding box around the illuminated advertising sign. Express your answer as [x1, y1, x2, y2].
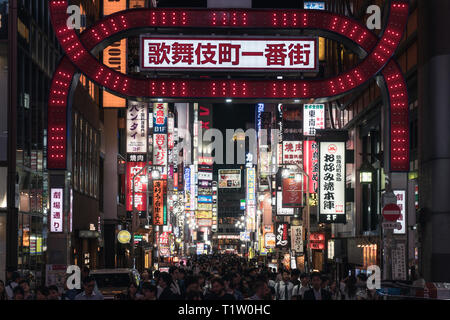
[198, 195, 212, 203]
[282, 141, 303, 165]
[218, 169, 241, 188]
[304, 1, 325, 10]
[197, 219, 212, 227]
[212, 181, 218, 232]
[196, 211, 213, 219]
[126, 162, 147, 213]
[277, 191, 294, 216]
[319, 142, 346, 223]
[141, 37, 318, 71]
[393, 190, 406, 234]
[184, 167, 191, 211]
[153, 134, 167, 166]
[256, 103, 265, 132]
[50, 188, 63, 233]
[275, 222, 290, 249]
[303, 104, 325, 136]
[153, 103, 168, 134]
[264, 233, 276, 249]
[246, 168, 256, 206]
[303, 140, 319, 194]
[198, 203, 212, 211]
[127, 102, 147, 154]
[153, 180, 166, 226]
[198, 171, 213, 181]
[291, 226, 303, 253]
[103, 0, 127, 108]
[196, 243, 204, 255]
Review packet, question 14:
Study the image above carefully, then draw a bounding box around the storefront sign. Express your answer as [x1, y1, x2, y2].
[282, 141, 303, 165]
[141, 37, 318, 71]
[218, 169, 241, 188]
[276, 222, 290, 248]
[196, 211, 213, 219]
[309, 232, 325, 250]
[153, 103, 168, 134]
[392, 242, 407, 280]
[393, 190, 406, 234]
[198, 171, 213, 181]
[319, 141, 346, 223]
[197, 219, 212, 227]
[153, 133, 167, 166]
[303, 104, 325, 136]
[264, 232, 276, 249]
[117, 230, 131, 244]
[126, 162, 147, 213]
[50, 188, 63, 233]
[127, 102, 147, 154]
[246, 168, 256, 206]
[153, 180, 166, 225]
[291, 226, 303, 253]
[304, 140, 319, 194]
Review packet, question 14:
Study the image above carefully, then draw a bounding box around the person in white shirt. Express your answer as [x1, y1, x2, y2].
[292, 273, 311, 300]
[275, 271, 294, 300]
[5, 272, 20, 300]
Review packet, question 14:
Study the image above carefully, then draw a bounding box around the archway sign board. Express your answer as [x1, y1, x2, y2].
[48, 0, 409, 174]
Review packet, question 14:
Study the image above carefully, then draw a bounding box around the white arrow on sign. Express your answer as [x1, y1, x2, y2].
[382, 222, 402, 230]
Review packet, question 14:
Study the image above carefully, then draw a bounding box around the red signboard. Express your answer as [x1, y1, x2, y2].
[282, 178, 304, 208]
[309, 232, 325, 250]
[303, 140, 319, 194]
[309, 233, 325, 241]
[126, 162, 147, 212]
[309, 242, 325, 250]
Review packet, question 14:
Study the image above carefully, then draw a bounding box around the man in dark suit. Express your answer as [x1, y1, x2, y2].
[158, 272, 177, 300]
[303, 272, 332, 301]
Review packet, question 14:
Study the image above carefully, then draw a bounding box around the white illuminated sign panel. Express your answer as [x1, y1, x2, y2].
[153, 134, 167, 166]
[319, 142, 346, 223]
[127, 102, 147, 154]
[141, 37, 318, 71]
[50, 188, 64, 233]
[277, 191, 294, 216]
[304, 1, 325, 10]
[303, 104, 325, 136]
[393, 190, 406, 234]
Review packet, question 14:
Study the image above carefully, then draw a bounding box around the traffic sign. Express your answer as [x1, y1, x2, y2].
[382, 221, 402, 230]
[382, 203, 401, 221]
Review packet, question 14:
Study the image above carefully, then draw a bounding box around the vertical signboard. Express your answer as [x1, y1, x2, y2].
[50, 188, 63, 233]
[303, 104, 325, 136]
[126, 161, 147, 213]
[319, 142, 346, 223]
[127, 102, 147, 154]
[276, 222, 290, 249]
[393, 190, 406, 234]
[282, 141, 303, 165]
[103, 0, 127, 108]
[212, 181, 218, 232]
[153, 180, 166, 226]
[392, 242, 407, 280]
[304, 140, 319, 194]
[291, 226, 303, 253]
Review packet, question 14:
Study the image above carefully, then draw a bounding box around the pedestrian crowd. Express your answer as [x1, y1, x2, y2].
[0, 254, 381, 301]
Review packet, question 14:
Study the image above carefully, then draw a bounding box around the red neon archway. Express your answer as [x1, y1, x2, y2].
[47, 0, 409, 172]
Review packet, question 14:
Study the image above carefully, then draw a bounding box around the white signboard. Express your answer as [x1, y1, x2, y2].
[303, 104, 325, 136]
[141, 37, 318, 71]
[153, 133, 167, 166]
[127, 102, 147, 154]
[50, 188, 63, 232]
[392, 242, 407, 280]
[304, 1, 325, 10]
[277, 191, 294, 216]
[291, 226, 303, 253]
[393, 190, 406, 234]
[198, 171, 213, 181]
[218, 169, 241, 188]
[282, 141, 303, 165]
[319, 142, 346, 223]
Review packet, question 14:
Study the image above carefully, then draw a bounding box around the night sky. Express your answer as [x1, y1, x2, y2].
[213, 103, 255, 132]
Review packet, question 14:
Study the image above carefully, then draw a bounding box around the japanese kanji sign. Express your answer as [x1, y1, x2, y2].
[141, 37, 318, 71]
[283, 141, 303, 165]
[50, 188, 63, 233]
[153, 133, 167, 166]
[277, 191, 294, 216]
[304, 140, 319, 194]
[393, 190, 406, 234]
[282, 177, 304, 208]
[153, 179, 166, 226]
[276, 222, 290, 249]
[127, 102, 147, 154]
[303, 104, 325, 136]
[291, 226, 303, 253]
[319, 141, 346, 223]
[153, 103, 168, 134]
[126, 162, 147, 213]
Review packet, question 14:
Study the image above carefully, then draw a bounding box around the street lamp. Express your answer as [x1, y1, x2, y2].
[359, 161, 375, 184]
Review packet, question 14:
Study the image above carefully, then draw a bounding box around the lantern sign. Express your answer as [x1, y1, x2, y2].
[127, 102, 147, 154]
[276, 222, 290, 248]
[309, 232, 325, 250]
[50, 188, 64, 233]
[141, 37, 318, 71]
[303, 104, 325, 136]
[319, 141, 346, 223]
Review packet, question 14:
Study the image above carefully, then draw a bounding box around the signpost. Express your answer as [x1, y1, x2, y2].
[381, 203, 401, 280]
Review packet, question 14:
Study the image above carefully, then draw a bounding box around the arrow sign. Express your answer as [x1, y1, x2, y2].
[382, 203, 401, 222]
